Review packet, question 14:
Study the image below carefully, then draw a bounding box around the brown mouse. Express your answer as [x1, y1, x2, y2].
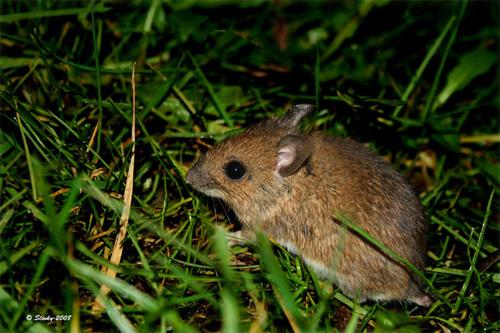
[186, 104, 431, 307]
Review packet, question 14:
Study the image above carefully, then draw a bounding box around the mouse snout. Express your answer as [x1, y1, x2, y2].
[186, 167, 211, 189]
[185, 168, 197, 185]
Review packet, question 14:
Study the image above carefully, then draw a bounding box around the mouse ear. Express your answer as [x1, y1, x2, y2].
[276, 134, 312, 177]
[278, 104, 315, 129]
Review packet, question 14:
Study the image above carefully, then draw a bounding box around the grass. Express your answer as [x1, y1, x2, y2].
[0, 0, 499, 332]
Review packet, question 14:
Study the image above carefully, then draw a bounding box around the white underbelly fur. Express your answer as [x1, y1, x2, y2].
[280, 240, 335, 280]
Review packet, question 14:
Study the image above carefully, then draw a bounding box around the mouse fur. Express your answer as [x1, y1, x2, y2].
[186, 104, 432, 307]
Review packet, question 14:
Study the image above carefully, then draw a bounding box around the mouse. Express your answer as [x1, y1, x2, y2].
[186, 104, 432, 307]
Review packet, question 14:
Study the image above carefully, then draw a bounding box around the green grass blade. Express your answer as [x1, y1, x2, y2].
[213, 226, 236, 284]
[0, 287, 53, 333]
[344, 310, 360, 333]
[0, 241, 40, 276]
[65, 259, 159, 313]
[15, 113, 37, 201]
[164, 312, 199, 333]
[188, 52, 234, 127]
[91, 285, 139, 333]
[393, 15, 456, 117]
[421, 0, 468, 122]
[314, 47, 320, 109]
[256, 232, 305, 331]
[434, 48, 496, 110]
[91, 0, 104, 154]
[0, 3, 109, 23]
[10, 249, 51, 330]
[452, 189, 494, 313]
[221, 288, 240, 333]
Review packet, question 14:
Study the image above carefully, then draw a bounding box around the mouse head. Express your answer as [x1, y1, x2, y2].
[186, 105, 314, 216]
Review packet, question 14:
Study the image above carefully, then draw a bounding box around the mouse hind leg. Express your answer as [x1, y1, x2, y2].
[410, 293, 433, 307]
[406, 282, 433, 307]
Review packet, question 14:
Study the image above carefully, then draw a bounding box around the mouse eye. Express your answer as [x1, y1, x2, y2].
[224, 160, 246, 180]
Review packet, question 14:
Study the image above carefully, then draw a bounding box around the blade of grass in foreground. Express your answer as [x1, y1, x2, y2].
[256, 232, 305, 332]
[212, 226, 241, 332]
[66, 258, 159, 312]
[85, 281, 139, 333]
[79, 175, 215, 267]
[452, 189, 494, 313]
[221, 289, 240, 333]
[344, 308, 360, 333]
[213, 226, 237, 285]
[163, 312, 199, 333]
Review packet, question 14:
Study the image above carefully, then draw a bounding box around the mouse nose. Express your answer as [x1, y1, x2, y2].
[186, 169, 195, 185]
[186, 168, 211, 189]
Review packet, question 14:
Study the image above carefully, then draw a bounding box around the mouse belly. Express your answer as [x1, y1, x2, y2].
[276, 237, 430, 306]
[278, 239, 349, 288]
[246, 212, 430, 306]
